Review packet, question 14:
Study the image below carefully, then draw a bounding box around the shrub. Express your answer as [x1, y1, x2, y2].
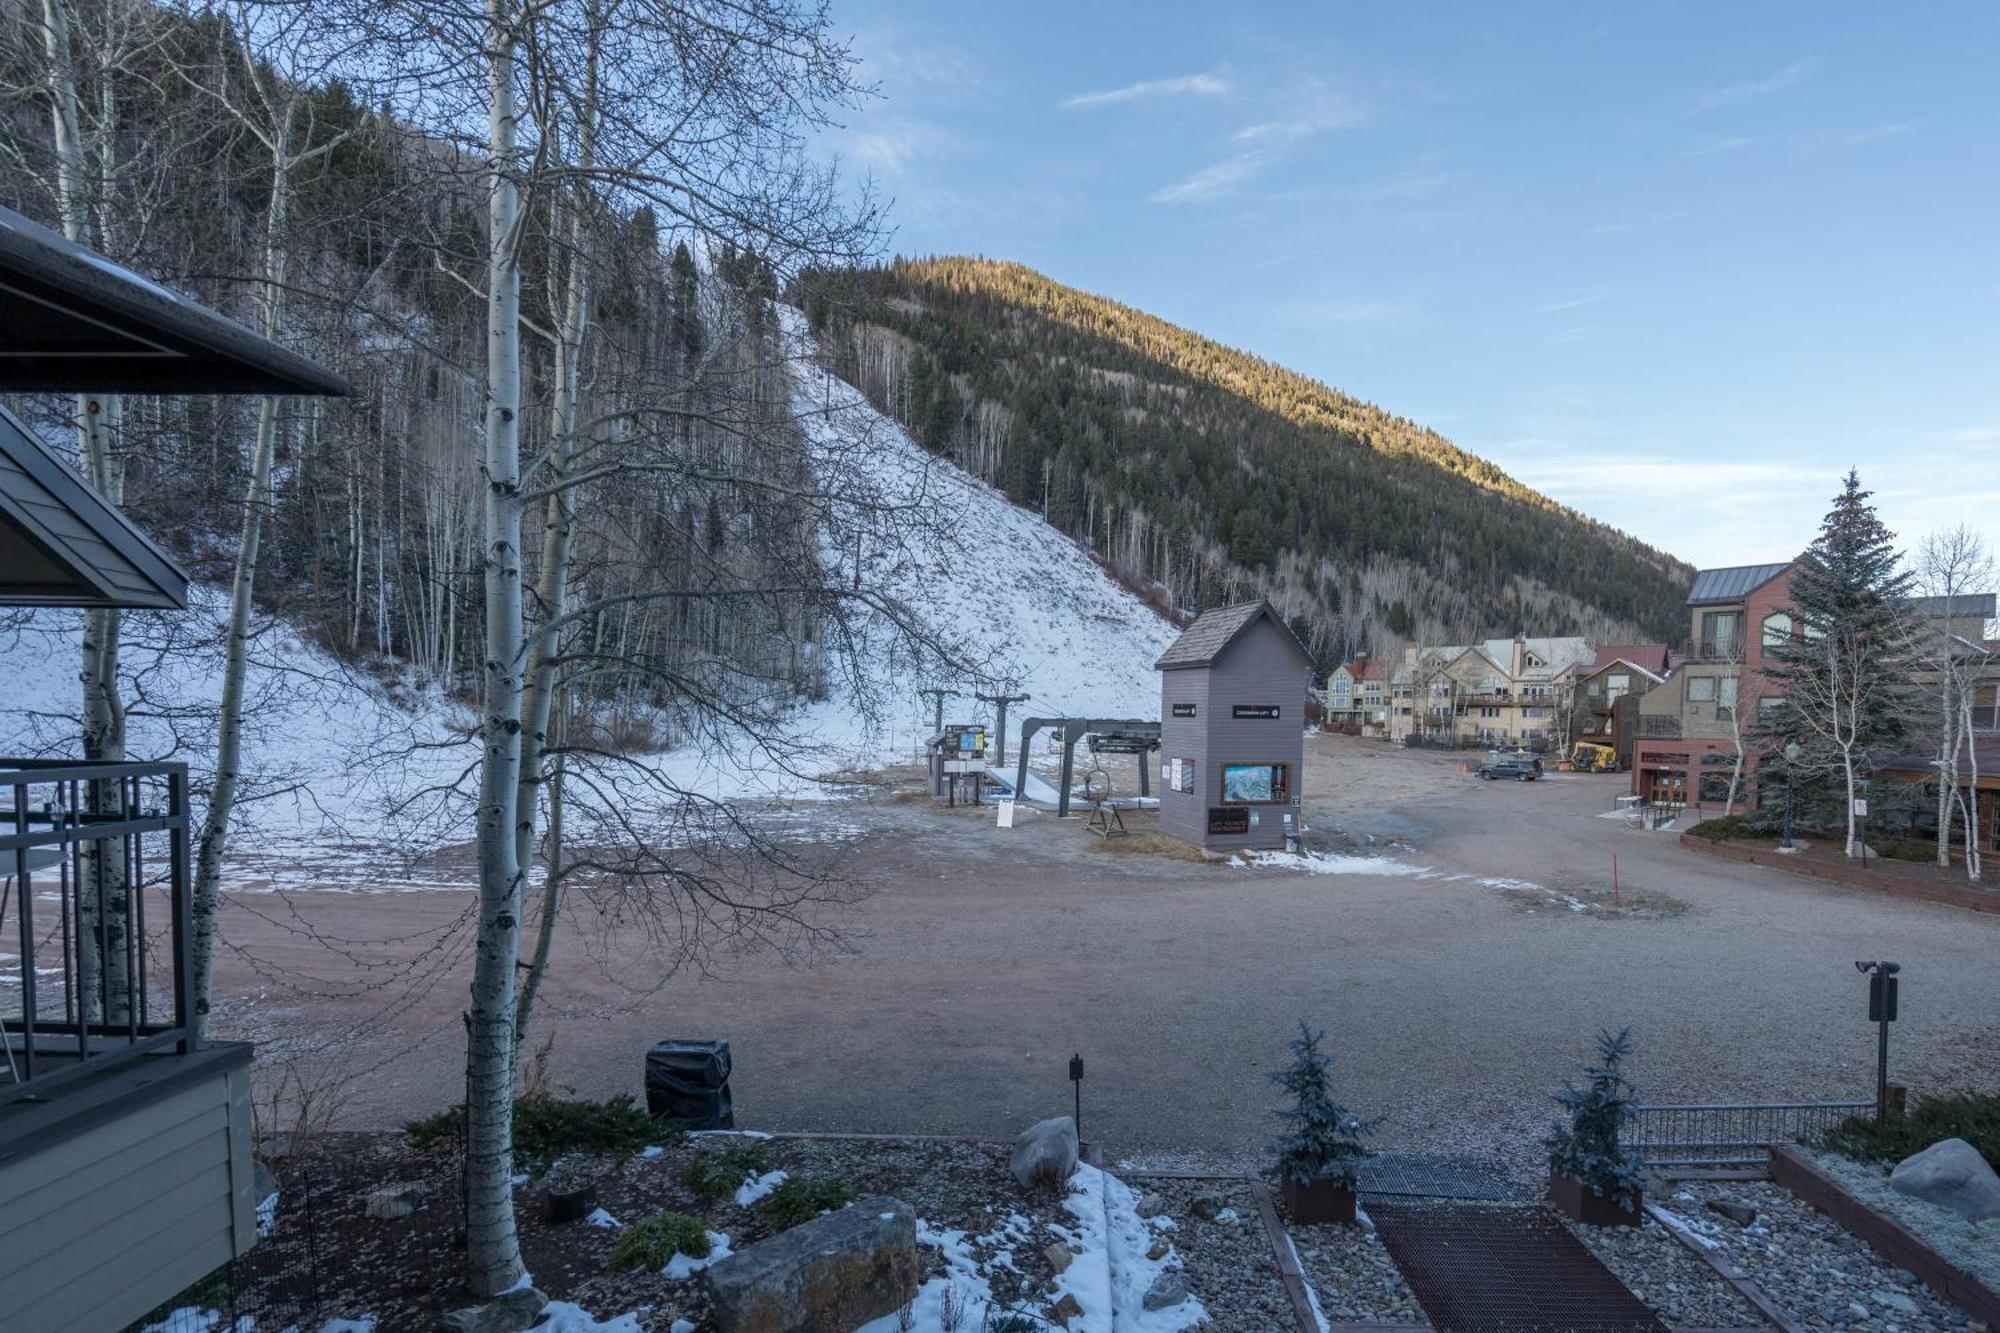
[402, 1093, 669, 1174]
[1267, 1021, 1376, 1189]
[1818, 1092, 2000, 1169]
[1687, 815, 1754, 842]
[1545, 1028, 1644, 1208]
[684, 1140, 777, 1202]
[1871, 838, 1934, 863]
[760, 1173, 854, 1229]
[609, 1211, 711, 1270]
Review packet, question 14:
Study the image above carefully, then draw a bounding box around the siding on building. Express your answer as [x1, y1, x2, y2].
[1159, 615, 1309, 851]
[0, 1060, 256, 1333]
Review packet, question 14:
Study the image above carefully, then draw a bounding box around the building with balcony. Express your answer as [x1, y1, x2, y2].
[1388, 635, 1593, 749]
[1568, 644, 1670, 768]
[1324, 652, 1388, 735]
[0, 204, 344, 1331]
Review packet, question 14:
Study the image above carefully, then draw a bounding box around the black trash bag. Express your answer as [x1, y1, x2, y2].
[645, 1038, 733, 1130]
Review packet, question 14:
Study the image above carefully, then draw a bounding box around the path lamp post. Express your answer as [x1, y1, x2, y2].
[1069, 1053, 1084, 1139]
[1854, 960, 1900, 1124]
[1781, 740, 1802, 848]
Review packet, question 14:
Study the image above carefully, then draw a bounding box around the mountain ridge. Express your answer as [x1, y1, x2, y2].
[796, 256, 1694, 668]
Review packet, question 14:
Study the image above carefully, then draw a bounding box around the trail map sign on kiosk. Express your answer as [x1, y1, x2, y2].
[1155, 601, 1312, 852]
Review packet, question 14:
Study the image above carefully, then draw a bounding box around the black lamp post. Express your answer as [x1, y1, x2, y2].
[1069, 1053, 1084, 1138]
[1855, 960, 1900, 1124]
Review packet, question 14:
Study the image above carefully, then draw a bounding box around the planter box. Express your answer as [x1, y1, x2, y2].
[1548, 1169, 1641, 1227]
[1281, 1174, 1357, 1226]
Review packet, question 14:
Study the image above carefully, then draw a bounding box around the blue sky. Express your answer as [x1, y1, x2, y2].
[820, 3, 2000, 572]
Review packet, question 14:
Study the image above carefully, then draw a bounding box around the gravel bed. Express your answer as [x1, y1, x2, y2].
[1129, 1177, 1301, 1330]
[1664, 1179, 1981, 1331]
[1288, 1204, 1423, 1324]
[1807, 1148, 2000, 1296]
[1560, 1211, 1763, 1327]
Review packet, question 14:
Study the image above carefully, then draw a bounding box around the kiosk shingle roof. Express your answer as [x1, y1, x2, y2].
[1154, 600, 1307, 670]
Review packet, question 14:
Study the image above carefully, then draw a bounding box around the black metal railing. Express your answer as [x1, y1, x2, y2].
[1638, 716, 1683, 739]
[1627, 1100, 1872, 1167]
[1, 758, 193, 1104]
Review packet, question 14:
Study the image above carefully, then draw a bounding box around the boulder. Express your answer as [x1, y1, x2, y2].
[1010, 1116, 1079, 1191]
[1133, 1191, 1165, 1219]
[705, 1196, 918, 1333]
[365, 1179, 433, 1220]
[1890, 1137, 2000, 1219]
[1189, 1189, 1227, 1221]
[437, 1287, 548, 1333]
[1043, 1241, 1074, 1274]
[1142, 1271, 1190, 1311]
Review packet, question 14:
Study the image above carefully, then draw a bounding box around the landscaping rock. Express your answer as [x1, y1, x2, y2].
[365, 1180, 433, 1220]
[1872, 1288, 1921, 1315]
[704, 1195, 918, 1333]
[1890, 1136, 2000, 1219]
[1705, 1196, 1758, 1227]
[1142, 1271, 1190, 1311]
[1189, 1188, 1227, 1220]
[437, 1286, 548, 1333]
[1043, 1241, 1074, 1274]
[1145, 1238, 1169, 1262]
[1049, 1292, 1083, 1325]
[1009, 1116, 1078, 1190]
[1133, 1191, 1165, 1218]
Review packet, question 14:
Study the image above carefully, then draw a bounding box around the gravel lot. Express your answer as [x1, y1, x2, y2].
[213, 734, 2000, 1175]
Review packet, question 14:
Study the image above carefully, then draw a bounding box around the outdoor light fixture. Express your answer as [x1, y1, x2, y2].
[1069, 1052, 1085, 1137]
[1854, 960, 1901, 1124]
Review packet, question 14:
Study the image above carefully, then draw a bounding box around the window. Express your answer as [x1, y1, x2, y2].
[1587, 679, 1603, 697]
[1701, 611, 1742, 657]
[1700, 771, 1738, 804]
[1758, 695, 1788, 724]
[1975, 684, 1998, 731]
[1688, 676, 1716, 702]
[1717, 675, 1739, 722]
[1220, 763, 1290, 805]
[1761, 612, 1794, 649]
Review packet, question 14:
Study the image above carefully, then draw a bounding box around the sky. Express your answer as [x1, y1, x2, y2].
[815, 2, 2000, 573]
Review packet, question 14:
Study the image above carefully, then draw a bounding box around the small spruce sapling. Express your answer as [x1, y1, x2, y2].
[1268, 1022, 1376, 1188]
[1545, 1027, 1643, 1207]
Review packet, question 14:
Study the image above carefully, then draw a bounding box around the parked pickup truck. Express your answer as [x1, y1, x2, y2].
[1478, 754, 1543, 781]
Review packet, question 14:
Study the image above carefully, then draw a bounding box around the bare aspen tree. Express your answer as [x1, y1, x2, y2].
[1914, 526, 1994, 875]
[175, 2, 362, 1037]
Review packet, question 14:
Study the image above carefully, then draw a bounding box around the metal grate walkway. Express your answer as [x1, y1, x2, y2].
[1369, 1202, 1668, 1333]
[1356, 1152, 1526, 1202]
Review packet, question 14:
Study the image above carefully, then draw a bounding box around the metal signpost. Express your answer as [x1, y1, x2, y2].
[1855, 960, 1900, 1123]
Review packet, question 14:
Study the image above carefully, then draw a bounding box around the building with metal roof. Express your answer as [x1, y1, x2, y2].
[1686, 563, 1793, 606]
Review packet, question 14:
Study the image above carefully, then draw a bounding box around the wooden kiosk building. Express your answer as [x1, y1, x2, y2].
[1155, 601, 1313, 852]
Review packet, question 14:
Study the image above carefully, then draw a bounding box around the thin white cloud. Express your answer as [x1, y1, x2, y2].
[1063, 73, 1228, 110]
[1681, 134, 1764, 159]
[1927, 424, 2000, 446]
[1150, 153, 1268, 204]
[1536, 289, 1613, 315]
[1828, 120, 1920, 147]
[845, 118, 958, 175]
[1696, 59, 1815, 113]
[1283, 297, 1419, 327]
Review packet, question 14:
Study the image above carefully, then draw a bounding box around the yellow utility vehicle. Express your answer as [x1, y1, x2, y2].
[1569, 741, 1617, 773]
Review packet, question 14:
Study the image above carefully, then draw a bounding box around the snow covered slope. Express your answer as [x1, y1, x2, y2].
[0, 307, 1175, 867]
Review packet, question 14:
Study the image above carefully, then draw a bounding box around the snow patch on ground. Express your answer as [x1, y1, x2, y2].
[256, 1189, 280, 1237]
[732, 1168, 788, 1207]
[1239, 850, 1427, 877]
[584, 1207, 622, 1228]
[662, 1231, 732, 1279]
[535, 1301, 647, 1332]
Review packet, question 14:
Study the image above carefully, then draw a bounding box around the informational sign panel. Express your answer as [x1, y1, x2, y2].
[996, 799, 1015, 829]
[1207, 806, 1250, 835]
[1853, 797, 1869, 817]
[1232, 704, 1280, 720]
[1173, 758, 1194, 794]
[1171, 702, 1197, 718]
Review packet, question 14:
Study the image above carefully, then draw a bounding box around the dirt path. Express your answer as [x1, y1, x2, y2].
[213, 736, 2000, 1171]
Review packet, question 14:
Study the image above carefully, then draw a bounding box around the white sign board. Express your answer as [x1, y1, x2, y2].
[997, 799, 1016, 829]
[1167, 758, 1183, 791]
[1853, 798, 1868, 817]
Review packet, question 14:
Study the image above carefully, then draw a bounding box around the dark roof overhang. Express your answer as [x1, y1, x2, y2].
[0, 205, 347, 396]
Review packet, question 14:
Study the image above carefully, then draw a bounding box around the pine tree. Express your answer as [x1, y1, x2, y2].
[1545, 1028, 1642, 1207]
[1759, 471, 1918, 856]
[1268, 1022, 1375, 1188]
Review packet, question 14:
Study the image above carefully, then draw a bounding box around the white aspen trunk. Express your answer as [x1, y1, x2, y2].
[465, 0, 528, 1295]
[191, 109, 295, 1039]
[1961, 689, 1983, 882]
